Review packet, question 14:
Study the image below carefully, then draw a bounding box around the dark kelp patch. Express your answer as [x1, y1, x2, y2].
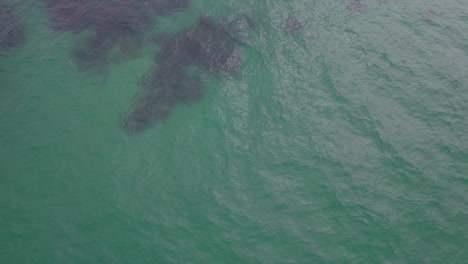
[42, 0, 191, 76]
[0, 1, 24, 53]
[122, 16, 251, 134]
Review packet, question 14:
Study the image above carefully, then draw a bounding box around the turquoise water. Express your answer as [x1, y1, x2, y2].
[1, 0, 467, 262]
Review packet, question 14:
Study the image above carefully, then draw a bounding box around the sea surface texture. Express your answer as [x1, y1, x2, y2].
[1, 0, 467, 263]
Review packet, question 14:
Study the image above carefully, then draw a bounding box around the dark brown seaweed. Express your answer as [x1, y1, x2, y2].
[122, 17, 249, 134]
[0, 1, 24, 53]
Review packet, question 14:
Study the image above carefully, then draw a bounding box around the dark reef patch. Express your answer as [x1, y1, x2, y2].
[0, 1, 24, 53]
[284, 16, 304, 34]
[122, 67, 204, 133]
[347, 0, 368, 12]
[122, 16, 250, 134]
[42, 0, 191, 75]
[154, 17, 244, 76]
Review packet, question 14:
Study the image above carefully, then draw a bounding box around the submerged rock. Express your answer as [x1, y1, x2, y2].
[42, 0, 191, 75]
[347, 0, 368, 12]
[422, 9, 438, 24]
[122, 68, 204, 133]
[284, 16, 304, 34]
[0, 1, 24, 53]
[155, 16, 245, 76]
[122, 16, 250, 134]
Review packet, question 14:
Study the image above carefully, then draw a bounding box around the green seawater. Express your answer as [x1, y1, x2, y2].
[1, 0, 467, 263]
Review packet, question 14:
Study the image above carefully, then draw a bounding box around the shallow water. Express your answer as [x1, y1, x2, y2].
[1, 0, 467, 262]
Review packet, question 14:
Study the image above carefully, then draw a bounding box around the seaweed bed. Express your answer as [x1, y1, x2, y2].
[42, 0, 191, 74]
[122, 16, 250, 134]
[0, 1, 24, 53]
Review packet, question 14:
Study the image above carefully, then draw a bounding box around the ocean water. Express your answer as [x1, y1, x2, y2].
[1, 0, 467, 263]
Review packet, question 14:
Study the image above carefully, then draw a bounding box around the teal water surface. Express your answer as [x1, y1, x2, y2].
[1, 0, 467, 263]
